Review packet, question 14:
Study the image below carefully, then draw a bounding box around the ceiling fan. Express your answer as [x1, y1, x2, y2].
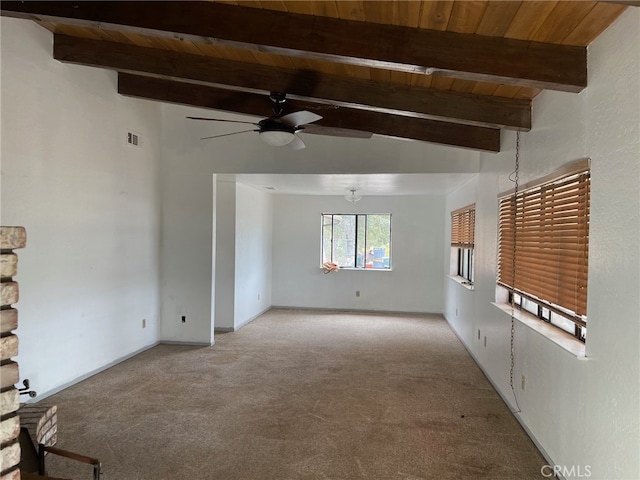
[187, 92, 372, 150]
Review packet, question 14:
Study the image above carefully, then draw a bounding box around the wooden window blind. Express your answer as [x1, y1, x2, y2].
[497, 160, 590, 319]
[451, 204, 475, 248]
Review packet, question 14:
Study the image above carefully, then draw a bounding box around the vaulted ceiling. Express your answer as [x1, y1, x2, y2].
[1, 1, 633, 152]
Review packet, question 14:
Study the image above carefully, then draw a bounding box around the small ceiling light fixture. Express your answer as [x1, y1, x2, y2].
[345, 188, 362, 202]
[259, 129, 296, 147]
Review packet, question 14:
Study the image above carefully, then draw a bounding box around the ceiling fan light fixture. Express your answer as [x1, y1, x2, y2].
[259, 130, 296, 147]
[345, 188, 362, 202]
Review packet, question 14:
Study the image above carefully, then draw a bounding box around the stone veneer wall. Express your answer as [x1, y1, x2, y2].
[0, 226, 27, 480]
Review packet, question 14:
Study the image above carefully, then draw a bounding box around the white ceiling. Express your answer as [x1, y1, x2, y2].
[235, 173, 476, 196]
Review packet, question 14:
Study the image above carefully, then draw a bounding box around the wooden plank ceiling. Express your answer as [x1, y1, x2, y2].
[1, 1, 630, 152]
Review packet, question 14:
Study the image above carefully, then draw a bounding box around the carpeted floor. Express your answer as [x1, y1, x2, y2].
[42, 309, 545, 479]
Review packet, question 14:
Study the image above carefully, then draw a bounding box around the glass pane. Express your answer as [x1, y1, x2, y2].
[462, 250, 469, 279]
[356, 215, 366, 268]
[522, 297, 538, 315]
[321, 213, 391, 269]
[550, 312, 576, 335]
[333, 215, 356, 268]
[366, 214, 391, 269]
[457, 248, 474, 282]
[322, 215, 333, 264]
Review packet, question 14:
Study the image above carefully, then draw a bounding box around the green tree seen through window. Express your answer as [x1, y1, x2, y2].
[322, 214, 391, 269]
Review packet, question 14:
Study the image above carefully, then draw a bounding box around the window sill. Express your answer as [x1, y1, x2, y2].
[491, 302, 586, 358]
[320, 267, 393, 272]
[339, 268, 393, 272]
[448, 275, 474, 290]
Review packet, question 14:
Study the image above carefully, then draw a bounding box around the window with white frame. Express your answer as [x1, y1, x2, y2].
[451, 204, 475, 283]
[322, 214, 391, 269]
[497, 159, 590, 342]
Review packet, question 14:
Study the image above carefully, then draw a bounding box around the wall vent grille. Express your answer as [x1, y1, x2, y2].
[127, 131, 141, 147]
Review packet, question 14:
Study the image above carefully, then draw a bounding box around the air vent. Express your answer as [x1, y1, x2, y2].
[126, 131, 142, 147]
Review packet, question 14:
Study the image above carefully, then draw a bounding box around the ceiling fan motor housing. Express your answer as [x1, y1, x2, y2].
[259, 118, 301, 134]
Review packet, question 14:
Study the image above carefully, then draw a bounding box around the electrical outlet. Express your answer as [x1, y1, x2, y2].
[484, 336, 487, 347]
[181, 315, 186, 323]
[456, 307, 459, 316]
[257, 293, 260, 301]
[142, 318, 146, 329]
[356, 291, 360, 297]
[521, 375, 526, 391]
[477, 329, 481, 340]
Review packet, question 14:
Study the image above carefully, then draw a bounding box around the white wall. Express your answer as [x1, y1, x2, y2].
[159, 105, 216, 344]
[443, 9, 639, 480]
[213, 180, 274, 332]
[213, 178, 236, 332]
[159, 104, 286, 343]
[443, 177, 478, 343]
[273, 194, 445, 313]
[0, 18, 162, 397]
[234, 184, 273, 328]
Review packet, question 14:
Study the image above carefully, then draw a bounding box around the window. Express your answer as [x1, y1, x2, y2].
[497, 159, 590, 341]
[451, 204, 475, 283]
[322, 214, 391, 269]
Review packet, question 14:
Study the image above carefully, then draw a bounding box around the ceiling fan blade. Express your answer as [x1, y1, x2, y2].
[301, 124, 373, 139]
[286, 135, 306, 150]
[200, 129, 258, 140]
[188, 117, 259, 126]
[279, 111, 322, 127]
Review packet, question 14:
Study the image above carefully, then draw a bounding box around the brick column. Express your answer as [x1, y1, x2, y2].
[17, 404, 57, 449]
[1, 226, 27, 480]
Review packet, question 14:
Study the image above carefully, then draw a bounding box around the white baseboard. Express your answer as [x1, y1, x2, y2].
[25, 341, 161, 403]
[214, 306, 272, 333]
[214, 306, 443, 334]
[442, 314, 562, 479]
[271, 305, 442, 317]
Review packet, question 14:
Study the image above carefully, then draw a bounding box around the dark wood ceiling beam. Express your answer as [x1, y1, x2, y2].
[1, 1, 586, 92]
[53, 35, 531, 131]
[602, 1, 640, 6]
[117, 73, 500, 152]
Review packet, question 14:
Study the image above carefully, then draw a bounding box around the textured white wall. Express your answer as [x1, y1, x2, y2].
[1, 18, 162, 396]
[213, 178, 236, 332]
[272, 194, 445, 313]
[159, 105, 216, 344]
[234, 184, 273, 329]
[580, 8, 639, 478]
[443, 177, 478, 342]
[444, 9, 639, 480]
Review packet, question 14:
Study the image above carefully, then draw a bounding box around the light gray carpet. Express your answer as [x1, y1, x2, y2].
[43, 309, 545, 479]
